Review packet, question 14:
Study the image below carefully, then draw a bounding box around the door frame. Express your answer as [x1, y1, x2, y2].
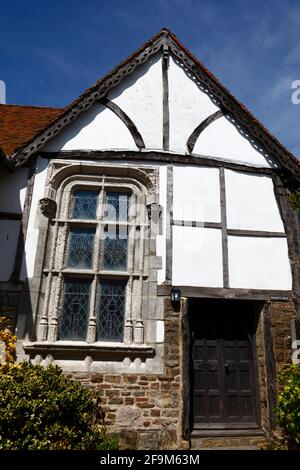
[182, 298, 262, 438]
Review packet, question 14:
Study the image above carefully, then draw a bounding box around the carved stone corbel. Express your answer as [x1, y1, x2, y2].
[39, 198, 57, 219]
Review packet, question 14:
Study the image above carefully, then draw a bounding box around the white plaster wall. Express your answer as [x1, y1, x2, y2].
[157, 165, 167, 284]
[20, 156, 48, 280]
[156, 320, 164, 343]
[172, 226, 223, 287]
[0, 219, 20, 281]
[0, 166, 28, 212]
[194, 116, 276, 168]
[225, 170, 285, 232]
[173, 165, 220, 222]
[168, 56, 219, 153]
[44, 103, 137, 151]
[228, 236, 292, 290]
[108, 53, 163, 149]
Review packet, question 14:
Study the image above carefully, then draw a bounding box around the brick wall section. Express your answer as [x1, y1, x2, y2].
[68, 298, 185, 450]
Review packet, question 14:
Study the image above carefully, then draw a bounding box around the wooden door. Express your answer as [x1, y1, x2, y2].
[190, 299, 259, 429]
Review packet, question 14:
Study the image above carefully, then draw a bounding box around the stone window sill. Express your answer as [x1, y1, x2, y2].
[23, 341, 155, 361]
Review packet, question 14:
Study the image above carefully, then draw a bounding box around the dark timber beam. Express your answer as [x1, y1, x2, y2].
[162, 43, 170, 151]
[220, 168, 229, 288]
[40, 150, 276, 176]
[227, 229, 287, 238]
[157, 285, 292, 301]
[99, 98, 145, 149]
[0, 212, 22, 220]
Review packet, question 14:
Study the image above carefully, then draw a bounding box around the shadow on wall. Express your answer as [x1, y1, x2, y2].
[0, 161, 34, 343]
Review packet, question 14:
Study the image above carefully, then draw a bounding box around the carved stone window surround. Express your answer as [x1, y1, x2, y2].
[36, 161, 158, 351]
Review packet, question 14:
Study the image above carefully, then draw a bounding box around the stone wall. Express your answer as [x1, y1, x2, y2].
[270, 300, 297, 365]
[28, 296, 297, 450]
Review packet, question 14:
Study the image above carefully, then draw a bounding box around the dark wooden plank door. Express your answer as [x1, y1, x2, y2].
[190, 299, 259, 429]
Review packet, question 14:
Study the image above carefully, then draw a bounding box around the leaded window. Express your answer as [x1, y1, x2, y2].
[60, 278, 90, 340]
[97, 280, 126, 341]
[102, 226, 128, 271]
[58, 188, 132, 342]
[72, 190, 98, 219]
[67, 228, 95, 269]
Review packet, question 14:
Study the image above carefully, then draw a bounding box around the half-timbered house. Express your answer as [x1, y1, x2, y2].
[0, 29, 299, 449]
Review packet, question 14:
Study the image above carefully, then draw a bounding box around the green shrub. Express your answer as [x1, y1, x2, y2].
[275, 364, 300, 445]
[0, 362, 118, 450]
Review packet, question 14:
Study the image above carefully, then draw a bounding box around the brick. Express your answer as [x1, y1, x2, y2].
[132, 391, 145, 397]
[136, 403, 155, 409]
[96, 383, 112, 389]
[143, 421, 151, 427]
[105, 389, 120, 397]
[150, 409, 160, 417]
[123, 375, 138, 384]
[104, 375, 121, 384]
[90, 373, 104, 383]
[161, 382, 172, 390]
[150, 383, 159, 390]
[108, 397, 124, 405]
[135, 397, 148, 403]
[125, 397, 134, 405]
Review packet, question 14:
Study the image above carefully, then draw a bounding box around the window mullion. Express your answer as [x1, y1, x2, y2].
[48, 221, 69, 341]
[133, 195, 146, 344]
[86, 275, 98, 343]
[86, 188, 104, 343]
[38, 220, 59, 341]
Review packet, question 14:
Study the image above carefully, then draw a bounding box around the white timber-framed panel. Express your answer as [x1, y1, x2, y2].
[194, 115, 277, 168]
[173, 165, 221, 222]
[0, 166, 28, 212]
[108, 52, 163, 150]
[168, 55, 219, 154]
[43, 103, 138, 151]
[172, 225, 223, 287]
[20, 156, 48, 280]
[225, 170, 285, 232]
[228, 236, 292, 290]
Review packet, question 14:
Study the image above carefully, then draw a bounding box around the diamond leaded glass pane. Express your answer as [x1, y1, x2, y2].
[102, 226, 128, 271]
[59, 278, 90, 340]
[67, 228, 95, 269]
[106, 192, 129, 222]
[72, 190, 98, 220]
[97, 280, 126, 341]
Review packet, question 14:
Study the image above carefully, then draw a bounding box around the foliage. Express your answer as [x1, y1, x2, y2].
[289, 190, 300, 213]
[0, 316, 16, 373]
[275, 364, 300, 445]
[0, 362, 118, 450]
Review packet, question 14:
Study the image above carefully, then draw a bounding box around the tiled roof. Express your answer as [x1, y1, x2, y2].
[0, 104, 62, 156]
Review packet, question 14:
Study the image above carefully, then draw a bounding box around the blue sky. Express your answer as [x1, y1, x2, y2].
[1, 0, 300, 156]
